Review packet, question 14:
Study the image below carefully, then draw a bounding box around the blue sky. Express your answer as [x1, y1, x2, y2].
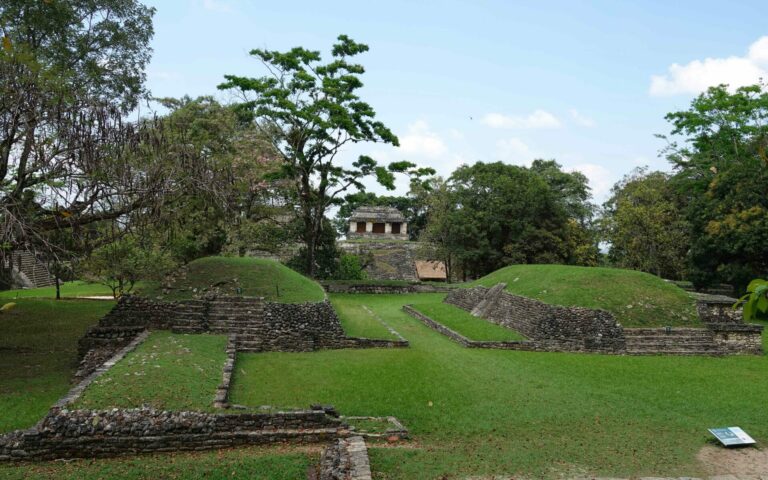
[143, 0, 768, 202]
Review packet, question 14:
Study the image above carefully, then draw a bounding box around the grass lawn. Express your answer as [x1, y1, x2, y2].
[75, 332, 228, 411]
[226, 293, 768, 479]
[410, 301, 525, 341]
[137, 256, 325, 303]
[0, 445, 318, 479]
[331, 294, 398, 340]
[473, 264, 699, 327]
[0, 281, 116, 300]
[0, 299, 114, 433]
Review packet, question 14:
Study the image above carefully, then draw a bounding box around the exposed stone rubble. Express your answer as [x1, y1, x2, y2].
[0, 407, 344, 462]
[213, 335, 237, 408]
[319, 436, 372, 480]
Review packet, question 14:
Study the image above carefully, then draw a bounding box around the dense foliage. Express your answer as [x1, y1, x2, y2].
[602, 168, 689, 279]
[0, 1, 157, 264]
[419, 161, 598, 280]
[664, 84, 768, 290]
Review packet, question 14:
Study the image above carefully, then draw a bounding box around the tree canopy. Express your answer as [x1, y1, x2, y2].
[219, 35, 433, 276]
[663, 83, 768, 290]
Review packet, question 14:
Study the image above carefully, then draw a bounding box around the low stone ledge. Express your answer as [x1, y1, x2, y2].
[322, 283, 453, 294]
[60, 330, 150, 408]
[340, 337, 409, 349]
[214, 335, 237, 408]
[403, 304, 473, 347]
[319, 435, 372, 480]
[404, 305, 628, 354]
[0, 407, 344, 462]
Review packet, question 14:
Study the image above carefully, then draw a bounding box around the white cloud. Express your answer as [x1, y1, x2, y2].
[398, 120, 447, 159]
[567, 163, 615, 200]
[569, 109, 595, 127]
[495, 138, 532, 165]
[650, 36, 768, 96]
[481, 110, 561, 129]
[202, 0, 234, 13]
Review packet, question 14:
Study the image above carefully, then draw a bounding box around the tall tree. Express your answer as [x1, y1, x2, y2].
[602, 168, 689, 279]
[0, 0, 157, 270]
[662, 83, 768, 290]
[219, 35, 432, 276]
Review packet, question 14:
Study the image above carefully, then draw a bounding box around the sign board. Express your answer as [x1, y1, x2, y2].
[708, 427, 756, 447]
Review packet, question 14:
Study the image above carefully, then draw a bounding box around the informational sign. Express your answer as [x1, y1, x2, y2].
[708, 427, 756, 447]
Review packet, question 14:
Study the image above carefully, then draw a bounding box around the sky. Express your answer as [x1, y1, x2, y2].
[143, 0, 768, 203]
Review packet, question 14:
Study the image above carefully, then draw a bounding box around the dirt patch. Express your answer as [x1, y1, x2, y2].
[698, 444, 768, 477]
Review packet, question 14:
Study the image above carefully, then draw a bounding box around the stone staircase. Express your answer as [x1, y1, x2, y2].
[206, 297, 264, 337]
[172, 297, 266, 350]
[623, 328, 721, 355]
[170, 300, 209, 333]
[4, 250, 55, 288]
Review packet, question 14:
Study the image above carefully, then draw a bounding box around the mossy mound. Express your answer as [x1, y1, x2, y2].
[472, 264, 699, 327]
[138, 256, 325, 304]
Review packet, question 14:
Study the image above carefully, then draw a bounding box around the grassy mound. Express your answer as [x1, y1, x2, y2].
[138, 256, 325, 303]
[472, 264, 698, 327]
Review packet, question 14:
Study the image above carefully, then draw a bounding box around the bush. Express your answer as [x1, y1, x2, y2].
[331, 254, 367, 281]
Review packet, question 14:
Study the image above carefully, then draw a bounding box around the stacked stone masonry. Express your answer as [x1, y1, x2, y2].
[319, 436, 373, 480]
[0, 407, 343, 462]
[77, 294, 407, 375]
[322, 282, 454, 294]
[442, 285, 763, 355]
[338, 241, 421, 282]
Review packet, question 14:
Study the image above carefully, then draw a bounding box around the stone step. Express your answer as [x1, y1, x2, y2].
[627, 349, 722, 356]
[627, 345, 719, 352]
[171, 326, 205, 333]
[624, 328, 711, 336]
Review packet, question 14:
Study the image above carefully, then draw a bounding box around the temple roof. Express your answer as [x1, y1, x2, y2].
[349, 206, 406, 223]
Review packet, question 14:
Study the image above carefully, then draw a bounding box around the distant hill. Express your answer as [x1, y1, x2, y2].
[138, 256, 325, 304]
[472, 264, 699, 327]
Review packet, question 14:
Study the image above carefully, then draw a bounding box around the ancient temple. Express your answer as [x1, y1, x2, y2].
[347, 206, 408, 241]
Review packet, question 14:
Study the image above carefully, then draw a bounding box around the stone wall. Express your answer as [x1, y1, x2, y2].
[338, 241, 421, 281]
[445, 286, 625, 353]
[710, 323, 764, 355]
[79, 295, 407, 365]
[694, 294, 743, 323]
[322, 282, 453, 294]
[0, 407, 343, 462]
[442, 285, 763, 355]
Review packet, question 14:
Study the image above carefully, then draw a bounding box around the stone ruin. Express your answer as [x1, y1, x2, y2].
[347, 206, 408, 240]
[424, 283, 764, 356]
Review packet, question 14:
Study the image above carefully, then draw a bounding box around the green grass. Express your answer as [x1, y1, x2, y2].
[0, 299, 114, 433]
[0, 281, 117, 300]
[411, 302, 525, 341]
[473, 264, 699, 327]
[225, 293, 768, 479]
[137, 256, 325, 303]
[0, 445, 318, 479]
[331, 294, 397, 340]
[75, 332, 227, 411]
